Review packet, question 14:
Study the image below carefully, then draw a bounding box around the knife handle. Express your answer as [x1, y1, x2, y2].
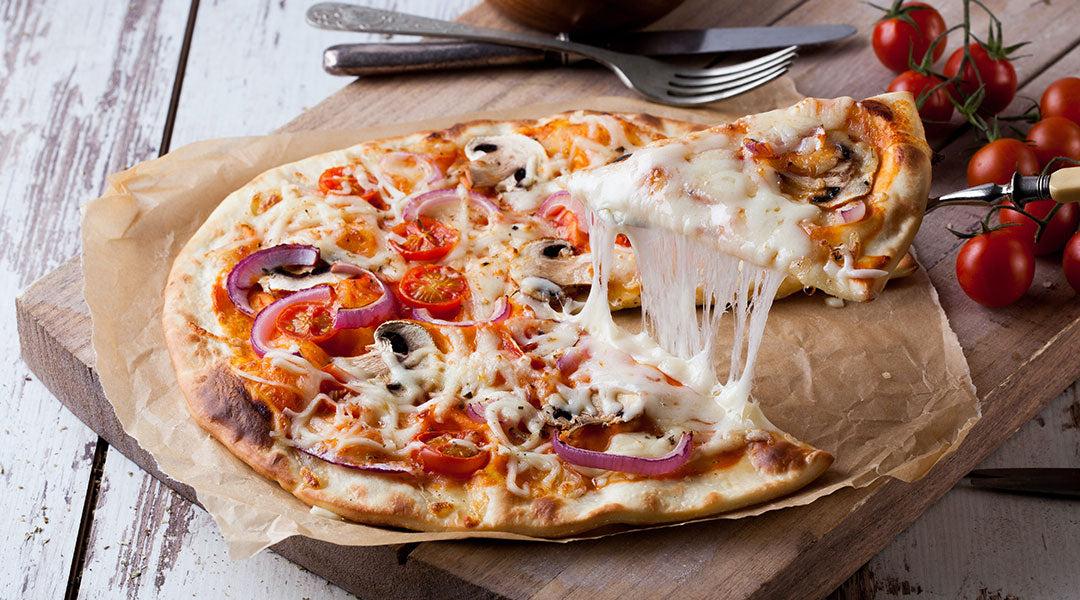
[1050, 166, 1080, 204]
[323, 42, 567, 76]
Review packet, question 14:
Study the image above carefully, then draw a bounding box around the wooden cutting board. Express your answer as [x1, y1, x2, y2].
[17, 1, 1080, 598]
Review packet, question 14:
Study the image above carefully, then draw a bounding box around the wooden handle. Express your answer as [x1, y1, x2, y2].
[322, 42, 554, 77]
[1049, 167, 1080, 204]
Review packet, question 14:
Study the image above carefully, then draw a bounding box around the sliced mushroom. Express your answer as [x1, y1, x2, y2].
[511, 238, 639, 306]
[331, 352, 391, 382]
[258, 269, 346, 293]
[541, 393, 638, 428]
[773, 131, 878, 209]
[373, 320, 437, 368]
[464, 134, 548, 192]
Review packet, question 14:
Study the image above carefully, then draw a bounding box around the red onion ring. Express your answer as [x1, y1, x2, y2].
[412, 297, 511, 327]
[538, 191, 589, 233]
[226, 244, 320, 316]
[249, 285, 332, 357]
[401, 188, 500, 222]
[466, 400, 490, 423]
[555, 346, 588, 376]
[835, 200, 866, 224]
[551, 430, 693, 475]
[294, 444, 415, 474]
[331, 267, 397, 329]
[380, 151, 444, 185]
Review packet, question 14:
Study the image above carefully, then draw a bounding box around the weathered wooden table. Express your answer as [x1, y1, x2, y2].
[5, 1, 1079, 598]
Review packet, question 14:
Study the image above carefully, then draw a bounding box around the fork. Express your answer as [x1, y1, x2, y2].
[306, 3, 797, 106]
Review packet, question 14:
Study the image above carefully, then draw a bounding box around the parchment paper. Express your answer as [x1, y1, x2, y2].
[82, 81, 979, 559]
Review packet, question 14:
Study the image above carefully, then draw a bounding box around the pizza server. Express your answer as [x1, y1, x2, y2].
[926, 166, 1080, 213]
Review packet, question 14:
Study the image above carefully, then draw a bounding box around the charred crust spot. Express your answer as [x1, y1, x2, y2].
[531, 496, 561, 523]
[811, 186, 842, 203]
[196, 365, 272, 448]
[390, 494, 420, 519]
[748, 440, 811, 475]
[463, 517, 480, 528]
[635, 114, 664, 130]
[860, 99, 894, 122]
[428, 501, 455, 517]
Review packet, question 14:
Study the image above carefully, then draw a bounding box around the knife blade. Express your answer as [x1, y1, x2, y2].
[965, 468, 1080, 499]
[322, 24, 855, 77]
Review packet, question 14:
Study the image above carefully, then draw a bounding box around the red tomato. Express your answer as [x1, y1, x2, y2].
[1026, 117, 1080, 169]
[872, 2, 947, 73]
[955, 229, 1034, 307]
[1041, 77, 1080, 127]
[397, 264, 468, 316]
[318, 166, 386, 209]
[334, 273, 385, 309]
[414, 431, 490, 478]
[966, 138, 1039, 186]
[1064, 232, 1080, 293]
[277, 302, 336, 342]
[389, 216, 460, 262]
[943, 44, 1017, 115]
[548, 206, 589, 251]
[887, 70, 954, 125]
[999, 200, 1080, 255]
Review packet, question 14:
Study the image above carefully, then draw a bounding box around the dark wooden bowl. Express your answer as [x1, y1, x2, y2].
[485, 0, 686, 33]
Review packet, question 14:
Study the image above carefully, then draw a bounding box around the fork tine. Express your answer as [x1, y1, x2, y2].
[668, 56, 795, 89]
[667, 61, 793, 94]
[663, 64, 790, 104]
[671, 46, 798, 79]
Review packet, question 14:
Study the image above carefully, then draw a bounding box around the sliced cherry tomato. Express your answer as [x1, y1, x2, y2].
[334, 273, 385, 309]
[277, 301, 336, 342]
[872, 2, 947, 73]
[999, 200, 1080, 255]
[1064, 232, 1080, 293]
[318, 166, 386, 210]
[397, 264, 468, 316]
[887, 70, 953, 126]
[390, 217, 460, 262]
[548, 206, 589, 252]
[615, 233, 632, 247]
[413, 431, 489, 478]
[943, 44, 1017, 115]
[955, 229, 1034, 307]
[1026, 117, 1080, 169]
[335, 223, 378, 257]
[1041, 77, 1080, 127]
[966, 139, 1040, 186]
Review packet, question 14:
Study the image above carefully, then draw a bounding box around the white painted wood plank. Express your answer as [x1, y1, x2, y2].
[169, 0, 478, 147]
[859, 382, 1080, 599]
[2, 0, 190, 598]
[77, 2, 473, 598]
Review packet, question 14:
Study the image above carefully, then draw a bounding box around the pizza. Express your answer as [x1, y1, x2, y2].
[163, 94, 929, 535]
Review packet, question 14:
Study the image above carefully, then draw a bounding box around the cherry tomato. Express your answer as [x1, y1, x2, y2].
[872, 2, 947, 73]
[1041, 77, 1080, 127]
[335, 223, 378, 257]
[1026, 117, 1080, 169]
[397, 264, 468, 316]
[955, 229, 1034, 307]
[943, 44, 1017, 115]
[1064, 232, 1080, 293]
[413, 431, 489, 478]
[966, 138, 1039, 186]
[547, 206, 589, 252]
[887, 70, 954, 125]
[276, 301, 336, 342]
[389, 216, 460, 262]
[334, 273, 385, 309]
[318, 166, 386, 209]
[999, 200, 1080, 255]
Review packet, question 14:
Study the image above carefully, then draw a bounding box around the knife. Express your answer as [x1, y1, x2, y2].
[322, 25, 856, 77]
[965, 468, 1080, 499]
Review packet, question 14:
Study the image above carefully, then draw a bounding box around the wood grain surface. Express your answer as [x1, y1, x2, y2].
[8, 0, 1080, 598]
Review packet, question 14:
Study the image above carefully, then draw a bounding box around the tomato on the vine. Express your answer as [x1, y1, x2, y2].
[1064, 232, 1080, 293]
[888, 70, 953, 125]
[955, 228, 1034, 307]
[276, 301, 336, 342]
[999, 200, 1080, 255]
[413, 431, 490, 478]
[1026, 117, 1080, 169]
[397, 264, 468, 316]
[966, 139, 1039, 186]
[1041, 77, 1080, 127]
[943, 44, 1017, 115]
[389, 216, 460, 262]
[872, 2, 947, 73]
